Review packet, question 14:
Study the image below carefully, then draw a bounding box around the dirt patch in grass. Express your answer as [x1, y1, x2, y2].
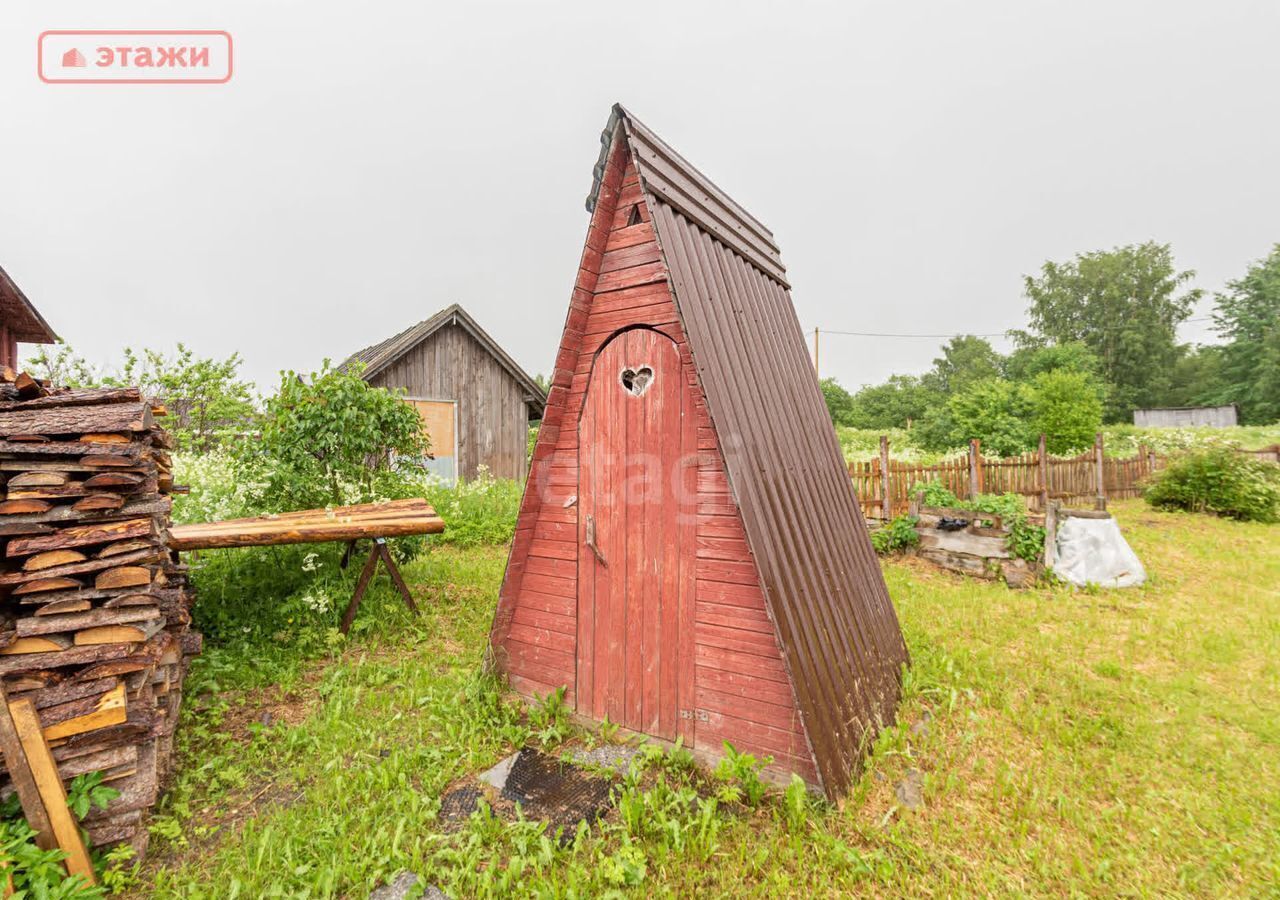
[215, 686, 315, 740]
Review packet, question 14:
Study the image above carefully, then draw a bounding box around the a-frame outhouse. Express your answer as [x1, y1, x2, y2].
[490, 105, 908, 797]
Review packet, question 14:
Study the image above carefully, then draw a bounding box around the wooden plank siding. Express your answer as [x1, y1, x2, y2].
[493, 143, 817, 783]
[369, 323, 530, 481]
[0, 324, 16, 371]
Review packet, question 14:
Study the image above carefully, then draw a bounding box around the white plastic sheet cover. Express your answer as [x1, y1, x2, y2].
[1053, 516, 1146, 588]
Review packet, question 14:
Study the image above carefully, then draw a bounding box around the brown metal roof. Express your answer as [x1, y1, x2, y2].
[0, 264, 58, 344]
[589, 107, 788, 287]
[341, 303, 547, 415]
[615, 105, 909, 796]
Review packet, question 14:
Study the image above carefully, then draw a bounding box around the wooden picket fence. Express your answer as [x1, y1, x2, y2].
[1243, 445, 1280, 464]
[850, 434, 1166, 520]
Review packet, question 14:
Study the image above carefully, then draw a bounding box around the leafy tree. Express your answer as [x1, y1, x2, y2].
[1209, 245, 1280, 423]
[819, 377, 856, 427]
[1003, 340, 1100, 382]
[106, 345, 259, 452]
[24, 342, 258, 452]
[23, 341, 102, 387]
[848, 374, 940, 430]
[939, 378, 1033, 457]
[913, 403, 957, 453]
[241, 361, 428, 511]
[930, 335, 1003, 394]
[1165, 344, 1227, 408]
[1026, 369, 1104, 452]
[1021, 242, 1201, 421]
[1246, 329, 1280, 424]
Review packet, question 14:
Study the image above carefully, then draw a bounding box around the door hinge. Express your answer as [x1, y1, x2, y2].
[679, 709, 693, 720]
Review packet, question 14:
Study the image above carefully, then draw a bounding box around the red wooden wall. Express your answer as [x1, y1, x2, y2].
[0, 324, 16, 371]
[493, 138, 817, 783]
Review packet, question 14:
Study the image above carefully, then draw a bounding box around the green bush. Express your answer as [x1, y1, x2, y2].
[938, 379, 1033, 457]
[914, 480, 961, 509]
[1026, 369, 1105, 453]
[1144, 448, 1280, 522]
[420, 468, 523, 547]
[238, 361, 427, 512]
[870, 515, 920, 554]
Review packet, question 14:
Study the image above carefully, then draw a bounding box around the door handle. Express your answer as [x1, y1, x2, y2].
[585, 514, 608, 567]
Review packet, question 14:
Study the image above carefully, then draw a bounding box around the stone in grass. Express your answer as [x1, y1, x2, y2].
[368, 871, 450, 899]
[895, 768, 925, 809]
[478, 751, 521, 791]
[910, 709, 932, 738]
[1002, 558, 1039, 589]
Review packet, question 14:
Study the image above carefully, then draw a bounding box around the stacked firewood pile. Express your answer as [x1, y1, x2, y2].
[0, 370, 198, 855]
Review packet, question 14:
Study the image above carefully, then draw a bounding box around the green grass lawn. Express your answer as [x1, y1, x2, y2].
[129, 501, 1280, 897]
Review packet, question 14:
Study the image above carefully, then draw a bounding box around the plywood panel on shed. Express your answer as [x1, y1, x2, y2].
[409, 400, 457, 459]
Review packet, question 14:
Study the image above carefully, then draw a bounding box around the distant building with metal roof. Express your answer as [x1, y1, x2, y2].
[1133, 405, 1238, 428]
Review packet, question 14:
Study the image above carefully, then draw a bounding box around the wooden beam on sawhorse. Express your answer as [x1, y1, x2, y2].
[338, 537, 420, 634]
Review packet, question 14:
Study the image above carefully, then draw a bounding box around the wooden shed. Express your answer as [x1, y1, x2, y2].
[343, 304, 546, 483]
[489, 106, 908, 797]
[0, 263, 57, 370]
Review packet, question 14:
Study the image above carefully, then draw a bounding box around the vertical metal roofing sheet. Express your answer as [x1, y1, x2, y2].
[618, 107, 909, 795]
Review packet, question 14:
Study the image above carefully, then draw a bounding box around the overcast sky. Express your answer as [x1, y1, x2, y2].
[2, 1, 1278, 394]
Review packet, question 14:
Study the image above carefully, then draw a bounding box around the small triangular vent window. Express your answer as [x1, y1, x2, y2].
[627, 204, 643, 227]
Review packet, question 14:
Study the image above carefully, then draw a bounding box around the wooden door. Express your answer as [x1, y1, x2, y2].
[578, 329, 692, 739]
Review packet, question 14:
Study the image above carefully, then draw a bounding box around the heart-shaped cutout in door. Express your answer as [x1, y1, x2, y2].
[619, 366, 654, 396]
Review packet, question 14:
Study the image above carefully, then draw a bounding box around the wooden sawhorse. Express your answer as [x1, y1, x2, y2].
[338, 537, 419, 634]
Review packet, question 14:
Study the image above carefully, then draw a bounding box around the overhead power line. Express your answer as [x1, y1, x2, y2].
[819, 329, 1007, 338]
[812, 316, 1214, 341]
